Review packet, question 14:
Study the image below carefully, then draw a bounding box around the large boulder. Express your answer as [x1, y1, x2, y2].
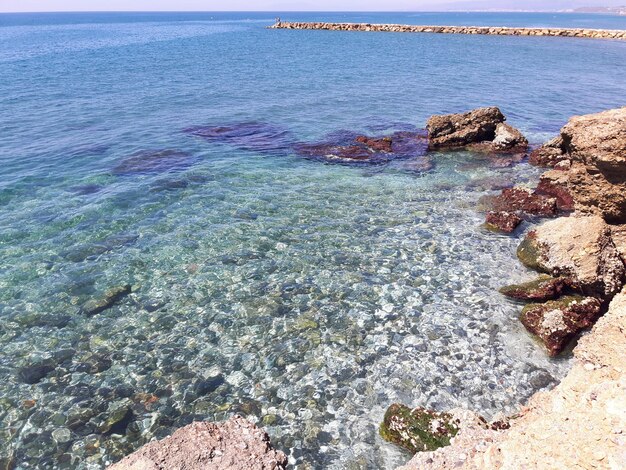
[426, 107, 527, 152]
[520, 296, 602, 356]
[529, 107, 626, 223]
[108, 417, 287, 470]
[517, 215, 625, 299]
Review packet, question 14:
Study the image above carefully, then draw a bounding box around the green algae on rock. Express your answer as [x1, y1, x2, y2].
[500, 275, 569, 302]
[520, 296, 602, 356]
[380, 403, 459, 453]
[516, 232, 549, 273]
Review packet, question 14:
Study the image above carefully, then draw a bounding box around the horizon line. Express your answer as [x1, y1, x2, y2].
[0, 9, 593, 14]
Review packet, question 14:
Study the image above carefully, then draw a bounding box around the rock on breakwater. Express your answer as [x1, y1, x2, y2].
[270, 22, 626, 41]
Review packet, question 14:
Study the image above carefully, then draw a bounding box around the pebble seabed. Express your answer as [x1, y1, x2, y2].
[0, 139, 571, 469]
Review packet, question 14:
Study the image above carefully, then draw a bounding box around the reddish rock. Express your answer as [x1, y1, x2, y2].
[520, 296, 602, 356]
[355, 135, 393, 152]
[109, 417, 287, 470]
[535, 174, 574, 212]
[485, 211, 523, 233]
[295, 130, 428, 166]
[529, 136, 568, 167]
[490, 187, 558, 217]
[500, 274, 570, 301]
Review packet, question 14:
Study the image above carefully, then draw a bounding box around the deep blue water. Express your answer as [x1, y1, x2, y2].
[0, 11, 625, 470]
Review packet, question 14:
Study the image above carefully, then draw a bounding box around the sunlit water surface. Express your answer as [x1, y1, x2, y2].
[1, 11, 625, 470]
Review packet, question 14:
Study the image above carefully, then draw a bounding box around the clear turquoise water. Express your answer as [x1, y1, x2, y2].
[0, 11, 625, 470]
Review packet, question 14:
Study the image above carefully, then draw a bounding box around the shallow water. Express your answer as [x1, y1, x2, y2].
[0, 11, 625, 470]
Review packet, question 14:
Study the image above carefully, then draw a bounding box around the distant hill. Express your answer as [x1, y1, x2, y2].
[573, 6, 626, 14]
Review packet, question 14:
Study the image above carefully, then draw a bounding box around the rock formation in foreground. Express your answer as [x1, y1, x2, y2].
[108, 416, 287, 470]
[517, 215, 625, 300]
[426, 107, 528, 152]
[530, 107, 626, 223]
[397, 286, 626, 470]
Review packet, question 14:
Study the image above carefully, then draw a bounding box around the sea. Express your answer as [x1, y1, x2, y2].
[0, 11, 625, 470]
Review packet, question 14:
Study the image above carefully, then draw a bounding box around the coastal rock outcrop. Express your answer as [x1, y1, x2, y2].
[397, 287, 626, 470]
[108, 417, 287, 470]
[529, 107, 626, 223]
[426, 107, 527, 152]
[516, 215, 625, 299]
[520, 295, 602, 356]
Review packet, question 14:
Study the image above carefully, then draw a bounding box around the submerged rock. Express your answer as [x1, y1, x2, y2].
[184, 122, 293, 154]
[62, 233, 139, 262]
[530, 107, 626, 222]
[17, 359, 57, 385]
[426, 107, 527, 152]
[294, 130, 428, 166]
[113, 150, 195, 176]
[485, 211, 522, 233]
[109, 417, 287, 470]
[81, 285, 132, 316]
[517, 216, 625, 298]
[520, 296, 602, 356]
[500, 275, 569, 302]
[380, 403, 460, 453]
[355, 135, 393, 152]
[97, 398, 134, 435]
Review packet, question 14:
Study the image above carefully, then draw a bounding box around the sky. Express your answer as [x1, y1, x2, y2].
[0, 0, 624, 13]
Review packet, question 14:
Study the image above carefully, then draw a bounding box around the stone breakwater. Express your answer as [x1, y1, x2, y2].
[270, 22, 626, 41]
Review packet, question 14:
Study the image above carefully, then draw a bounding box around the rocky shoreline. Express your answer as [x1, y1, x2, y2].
[269, 21, 626, 41]
[107, 107, 626, 469]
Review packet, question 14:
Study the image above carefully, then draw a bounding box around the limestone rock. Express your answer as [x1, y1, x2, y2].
[108, 417, 287, 470]
[611, 224, 626, 264]
[520, 296, 602, 356]
[427, 107, 526, 151]
[516, 216, 625, 298]
[530, 107, 626, 222]
[398, 287, 626, 470]
[491, 122, 529, 151]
